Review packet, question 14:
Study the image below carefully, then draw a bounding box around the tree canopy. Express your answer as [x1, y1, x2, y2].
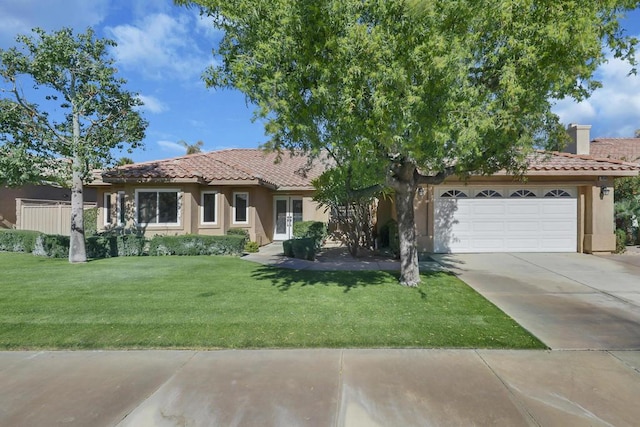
[0, 27, 147, 262]
[178, 0, 639, 285]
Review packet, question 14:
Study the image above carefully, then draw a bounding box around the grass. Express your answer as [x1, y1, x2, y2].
[0, 253, 545, 350]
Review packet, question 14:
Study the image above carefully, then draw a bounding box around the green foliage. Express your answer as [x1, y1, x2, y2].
[148, 235, 245, 256]
[293, 221, 327, 249]
[227, 227, 250, 245]
[244, 241, 260, 253]
[291, 237, 317, 261]
[379, 219, 400, 256]
[616, 228, 627, 254]
[0, 230, 41, 253]
[614, 176, 640, 203]
[615, 197, 640, 244]
[116, 235, 146, 257]
[282, 239, 294, 257]
[83, 207, 98, 237]
[86, 235, 118, 259]
[33, 234, 70, 258]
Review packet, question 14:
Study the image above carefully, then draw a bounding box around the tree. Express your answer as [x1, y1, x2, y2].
[635, 129, 640, 138]
[178, 0, 639, 286]
[116, 157, 135, 166]
[0, 28, 147, 263]
[178, 139, 204, 154]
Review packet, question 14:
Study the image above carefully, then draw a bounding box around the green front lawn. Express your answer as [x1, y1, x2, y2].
[0, 253, 544, 349]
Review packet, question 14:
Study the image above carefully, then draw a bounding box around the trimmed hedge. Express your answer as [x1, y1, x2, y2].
[148, 234, 245, 256]
[283, 237, 317, 261]
[116, 235, 146, 256]
[0, 230, 41, 253]
[33, 234, 70, 258]
[616, 228, 627, 254]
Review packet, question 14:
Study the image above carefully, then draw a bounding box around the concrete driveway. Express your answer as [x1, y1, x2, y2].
[434, 253, 640, 350]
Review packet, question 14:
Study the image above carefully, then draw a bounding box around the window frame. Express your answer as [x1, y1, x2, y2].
[103, 193, 112, 226]
[134, 188, 181, 227]
[116, 191, 126, 226]
[233, 191, 249, 224]
[200, 191, 218, 225]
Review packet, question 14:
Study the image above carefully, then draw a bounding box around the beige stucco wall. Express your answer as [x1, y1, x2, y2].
[583, 184, 616, 253]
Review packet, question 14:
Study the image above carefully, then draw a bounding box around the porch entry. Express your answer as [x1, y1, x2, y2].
[273, 196, 303, 240]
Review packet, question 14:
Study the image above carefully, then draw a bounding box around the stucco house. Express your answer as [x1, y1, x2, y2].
[91, 124, 639, 254]
[91, 149, 330, 245]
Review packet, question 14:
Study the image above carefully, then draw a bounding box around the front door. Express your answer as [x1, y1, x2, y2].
[274, 197, 303, 240]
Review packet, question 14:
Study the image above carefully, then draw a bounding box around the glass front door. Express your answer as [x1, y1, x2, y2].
[273, 197, 303, 240]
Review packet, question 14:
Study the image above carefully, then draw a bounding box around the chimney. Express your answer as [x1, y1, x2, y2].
[565, 123, 591, 155]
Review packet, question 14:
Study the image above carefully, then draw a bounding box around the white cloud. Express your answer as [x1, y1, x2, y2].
[137, 94, 168, 114]
[157, 140, 184, 152]
[552, 47, 640, 138]
[0, 0, 109, 47]
[106, 12, 213, 81]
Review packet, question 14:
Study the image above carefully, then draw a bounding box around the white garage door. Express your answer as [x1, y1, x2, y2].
[434, 187, 577, 253]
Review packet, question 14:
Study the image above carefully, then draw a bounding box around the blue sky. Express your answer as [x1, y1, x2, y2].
[1, 0, 640, 163]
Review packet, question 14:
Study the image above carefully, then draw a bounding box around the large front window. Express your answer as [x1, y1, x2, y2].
[136, 190, 180, 225]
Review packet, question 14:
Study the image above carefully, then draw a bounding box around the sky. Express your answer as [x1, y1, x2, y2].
[1, 0, 640, 163]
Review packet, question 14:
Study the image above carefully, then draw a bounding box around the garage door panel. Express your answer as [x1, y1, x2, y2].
[434, 188, 577, 253]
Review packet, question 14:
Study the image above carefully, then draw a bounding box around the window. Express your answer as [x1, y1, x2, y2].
[476, 189, 502, 198]
[117, 191, 126, 225]
[233, 192, 249, 224]
[136, 190, 180, 225]
[441, 189, 468, 198]
[201, 191, 217, 224]
[510, 189, 536, 198]
[104, 193, 112, 225]
[544, 189, 572, 198]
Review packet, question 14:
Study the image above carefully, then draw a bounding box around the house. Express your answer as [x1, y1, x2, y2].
[91, 125, 639, 254]
[589, 137, 640, 164]
[398, 124, 639, 254]
[90, 149, 330, 244]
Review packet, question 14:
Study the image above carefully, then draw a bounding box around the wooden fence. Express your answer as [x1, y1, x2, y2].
[16, 198, 96, 236]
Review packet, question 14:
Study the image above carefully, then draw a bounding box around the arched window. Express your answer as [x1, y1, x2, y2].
[476, 189, 502, 198]
[441, 189, 468, 198]
[544, 189, 571, 198]
[510, 189, 536, 198]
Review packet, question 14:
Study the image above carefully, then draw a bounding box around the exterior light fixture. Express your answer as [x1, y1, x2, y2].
[599, 186, 610, 199]
[417, 187, 425, 197]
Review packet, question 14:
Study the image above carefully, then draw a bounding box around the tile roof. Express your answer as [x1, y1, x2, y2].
[589, 138, 640, 164]
[100, 149, 328, 188]
[525, 151, 639, 175]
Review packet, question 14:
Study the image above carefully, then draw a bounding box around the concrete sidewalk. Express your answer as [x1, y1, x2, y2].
[2, 349, 640, 426]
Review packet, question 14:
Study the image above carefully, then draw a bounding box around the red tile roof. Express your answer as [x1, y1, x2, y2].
[589, 138, 640, 164]
[525, 151, 639, 175]
[100, 149, 328, 188]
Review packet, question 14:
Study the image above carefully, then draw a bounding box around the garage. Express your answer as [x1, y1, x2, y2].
[434, 187, 577, 253]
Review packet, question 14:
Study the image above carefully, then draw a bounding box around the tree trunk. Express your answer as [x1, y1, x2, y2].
[389, 160, 421, 287]
[69, 110, 86, 263]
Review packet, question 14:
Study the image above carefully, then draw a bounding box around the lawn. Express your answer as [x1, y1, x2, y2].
[0, 253, 545, 350]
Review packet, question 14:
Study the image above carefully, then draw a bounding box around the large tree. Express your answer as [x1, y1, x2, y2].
[178, 0, 639, 285]
[0, 28, 147, 263]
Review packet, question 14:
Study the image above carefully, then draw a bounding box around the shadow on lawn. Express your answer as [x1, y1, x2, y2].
[251, 266, 448, 293]
[251, 265, 396, 292]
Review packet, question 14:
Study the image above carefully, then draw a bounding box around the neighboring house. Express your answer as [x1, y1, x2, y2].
[589, 137, 640, 164]
[92, 125, 639, 254]
[0, 184, 97, 233]
[90, 149, 330, 245]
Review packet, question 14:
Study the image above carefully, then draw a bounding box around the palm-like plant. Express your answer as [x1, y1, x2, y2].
[178, 140, 204, 155]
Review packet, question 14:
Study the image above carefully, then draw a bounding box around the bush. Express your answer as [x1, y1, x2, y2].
[148, 234, 245, 256]
[86, 235, 118, 259]
[0, 230, 41, 253]
[244, 241, 260, 253]
[616, 228, 627, 254]
[116, 235, 146, 256]
[33, 234, 70, 258]
[285, 237, 317, 261]
[293, 221, 327, 249]
[282, 239, 294, 257]
[380, 219, 399, 256]
[84, 207, 98, 236]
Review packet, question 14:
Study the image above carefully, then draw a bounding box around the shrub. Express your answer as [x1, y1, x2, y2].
[83, 207, 98, 236]
[380, 219, 399, 256]
[290, 237, 317, 261]
[616, 228, 627, 254]
[293, 221, 327, 249]
[148, 235, 245, 256]
[282, 239, 294, 257]
[0, 230, 41, 253]
[116, 235, 146, 256]
[244, 241, 260, 253]
[33, 234, 70, 258]
[86, 235, 117, 259]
